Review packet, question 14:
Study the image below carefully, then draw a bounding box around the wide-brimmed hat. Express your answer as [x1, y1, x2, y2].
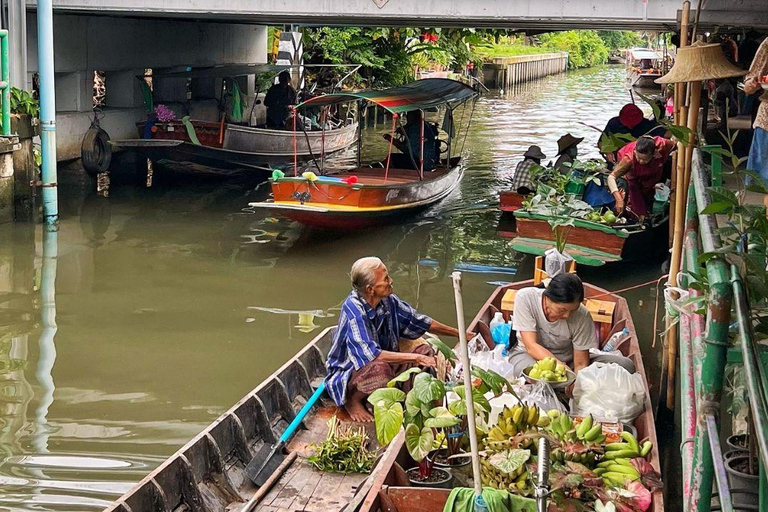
[557, 133, 584, 154]
[524, 145, 547, 160]
[619, 104, 644, 129]
[656, 41, 746, 84]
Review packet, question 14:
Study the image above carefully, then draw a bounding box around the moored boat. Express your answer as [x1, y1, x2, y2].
[499, 189, 526, 213]
[249, 78, 480, 229]
[358, 280, 664, 512]
[509, 210, 670, 266]
[104, 327, 403, 512]
[626, 48, 665, 89]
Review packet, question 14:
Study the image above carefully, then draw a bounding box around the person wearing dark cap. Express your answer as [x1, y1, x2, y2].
[599, 104, 666, 167]
[511, 145, 546, 194]
[554, 133, 584, 172]
[264, 70, 297, 129]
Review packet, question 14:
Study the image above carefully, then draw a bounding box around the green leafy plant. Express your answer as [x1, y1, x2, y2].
[308, 415, 378, 473]
[548, 217, 576, 254]
[10, 88, 39, 118]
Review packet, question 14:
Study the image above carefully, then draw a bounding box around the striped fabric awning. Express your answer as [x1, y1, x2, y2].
[296, 78, 478, 113]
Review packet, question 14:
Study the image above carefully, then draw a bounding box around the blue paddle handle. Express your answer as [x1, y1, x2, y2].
[280, 382, 326, 443]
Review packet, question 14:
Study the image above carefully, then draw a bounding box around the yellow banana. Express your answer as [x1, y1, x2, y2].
[621, 431, 640, 454]
[527, 406, 539, 427]
[512, 406, 524, 427]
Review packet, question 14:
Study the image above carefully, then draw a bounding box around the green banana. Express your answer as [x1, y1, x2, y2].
[594, 468, 606, 476]
[547, 409, 561, 419]
[607, 464, 640, 477]
[640, 440, 653, 457]
[592, 434, 606, 444]
[614, 458, 635, 467]
[583, 424, 603, 442]
[604, 449, 640, 460]
[604, 471, 639, 483]
[605, 442, 629, 452]
[621, 431, 640, 453]
[576, 414, 592, 438]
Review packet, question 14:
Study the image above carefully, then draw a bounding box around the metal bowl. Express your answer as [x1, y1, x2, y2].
[522, 365, 576, 389]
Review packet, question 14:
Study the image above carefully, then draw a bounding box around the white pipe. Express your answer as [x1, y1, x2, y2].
[451, 271, 483, 498]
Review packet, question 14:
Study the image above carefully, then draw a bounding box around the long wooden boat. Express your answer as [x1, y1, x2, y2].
[508, 211, 670, 266]
[249, 78, 480, 230]
[104, 327, 404, 512]
[359, 280, 664, 512]
[626, 48, 664, 89]
[499, 190, 526, 213]
[250, 157, 463, 229]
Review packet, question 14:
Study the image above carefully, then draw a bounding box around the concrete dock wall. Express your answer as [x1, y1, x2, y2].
[483, 53, 569, 90]
[22, 15, 268, 161]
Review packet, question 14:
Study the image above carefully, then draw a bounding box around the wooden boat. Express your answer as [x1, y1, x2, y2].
[626, 48, 664, 89]
[499, 190, 526, 213]
[250, 78, 479, 230]
[104, 326, 405, 512]
[359, 280, 664, 512]
[507, 210, 670, 266]
[109, 64, 360, 174]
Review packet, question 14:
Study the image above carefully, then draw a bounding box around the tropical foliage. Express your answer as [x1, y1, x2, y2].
[538, 30, 609, 68]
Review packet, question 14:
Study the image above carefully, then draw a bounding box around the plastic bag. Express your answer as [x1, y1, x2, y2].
[571, 362, 645, 423]
[521, 380, 567, 414]
[544, 248, 573, 278]
[469, 345, 517, 381]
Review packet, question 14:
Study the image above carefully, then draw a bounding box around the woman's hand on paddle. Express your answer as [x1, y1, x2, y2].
[415, 354, 437, 368]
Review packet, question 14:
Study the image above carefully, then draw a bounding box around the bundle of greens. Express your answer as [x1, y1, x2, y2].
[308, 416, 378, 474]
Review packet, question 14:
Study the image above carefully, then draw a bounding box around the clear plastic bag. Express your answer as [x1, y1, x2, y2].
[544, 248, 573, 278]
[571, 362, 645, 423]
[520, 380, 567, 414]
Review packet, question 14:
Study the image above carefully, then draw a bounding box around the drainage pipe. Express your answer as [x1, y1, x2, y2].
[37, 0, 58, 228]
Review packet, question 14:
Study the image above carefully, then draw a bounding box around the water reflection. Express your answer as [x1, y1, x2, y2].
[34, 229, 58, 455]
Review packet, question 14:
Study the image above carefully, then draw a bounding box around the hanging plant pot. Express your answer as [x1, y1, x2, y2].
[723, 449, 747, 462]
[406, 466, 453, 489]
[432, 448, 471, 469]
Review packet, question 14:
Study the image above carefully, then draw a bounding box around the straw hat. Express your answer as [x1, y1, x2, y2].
[557, 133, 584, 154]
[656, 41, 746, 84]
[524, 145, 547, 160]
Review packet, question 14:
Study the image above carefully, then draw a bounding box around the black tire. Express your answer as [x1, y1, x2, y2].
[81, 127, 112, 176]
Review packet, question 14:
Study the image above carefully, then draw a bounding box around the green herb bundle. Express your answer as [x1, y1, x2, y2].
[308, 416, 378, 474]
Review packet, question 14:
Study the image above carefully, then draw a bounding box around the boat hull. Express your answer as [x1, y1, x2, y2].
[499, 190, 526, 213]
[628, 72, 663, 89]
[252, 159, 463, 229]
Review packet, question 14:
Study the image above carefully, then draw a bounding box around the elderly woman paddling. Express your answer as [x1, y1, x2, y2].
[325, 257, 468, 422]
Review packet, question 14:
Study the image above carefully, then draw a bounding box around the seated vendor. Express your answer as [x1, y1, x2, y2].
[511, 145, 546, 195]
[325, 257, 466, 422]
[398, 110, 439, 171]
[508, 273, 635, 379]
[608, 135, 676, 218]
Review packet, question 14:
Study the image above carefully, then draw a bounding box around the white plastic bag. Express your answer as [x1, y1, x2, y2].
[544, 248, 573, 278]
[521, 380, 567, 414]
[469, 345, 517, 381]
[571, 362, 645, 423]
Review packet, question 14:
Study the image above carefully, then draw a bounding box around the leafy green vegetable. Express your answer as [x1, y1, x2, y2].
[488, 449, 531, 474]
[405, 423, 434, 462]
[386, 367, 422, 387]
[368, 388, 406, 408]
[308, 416, 378, 474]
[373, 401, 403, 446]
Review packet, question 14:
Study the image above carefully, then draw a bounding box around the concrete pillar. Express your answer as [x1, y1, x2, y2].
[8, 0, 28, 89]
[55, 71, 92, 112]
[0, 136, 21, 224]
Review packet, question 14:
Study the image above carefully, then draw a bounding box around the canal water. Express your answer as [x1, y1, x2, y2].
[0, 66, 676, 510]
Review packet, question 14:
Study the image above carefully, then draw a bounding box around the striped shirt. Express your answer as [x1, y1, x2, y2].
[325, 291, 432, 406]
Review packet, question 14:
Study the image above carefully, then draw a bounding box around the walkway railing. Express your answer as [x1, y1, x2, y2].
[679, 148, 768, 511]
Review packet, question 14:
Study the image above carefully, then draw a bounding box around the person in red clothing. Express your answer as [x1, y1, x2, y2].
[607, 135, 676, 217]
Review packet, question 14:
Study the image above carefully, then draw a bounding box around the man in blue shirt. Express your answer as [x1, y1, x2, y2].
[326, 257, 465, 422]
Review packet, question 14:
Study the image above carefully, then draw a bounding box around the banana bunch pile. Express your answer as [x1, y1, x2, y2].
[595, 432, 653, 487]
[485, 404, 543, 451]
[547, 412, 606, 466]
[479, 451, 531, 494]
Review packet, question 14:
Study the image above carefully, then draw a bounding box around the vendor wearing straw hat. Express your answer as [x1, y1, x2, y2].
[554, 133, 584, 173]
[511, 145, 546, 194]
[325, 257, 469, 422]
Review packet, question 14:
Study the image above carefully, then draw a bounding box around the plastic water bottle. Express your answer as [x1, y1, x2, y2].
[489, 312, 505, 332]
[603, 327, 630, 352]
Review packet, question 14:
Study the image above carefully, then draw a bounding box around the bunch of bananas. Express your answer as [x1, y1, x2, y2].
[602, 431, 653, 460]
[479, 452, 531, 495]
[485, 404, 541, 451]
[595, 457, 641, 486]
[547, 412, 605, 466]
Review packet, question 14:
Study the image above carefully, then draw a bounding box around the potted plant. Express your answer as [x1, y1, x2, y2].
[9, 88, 40, 140]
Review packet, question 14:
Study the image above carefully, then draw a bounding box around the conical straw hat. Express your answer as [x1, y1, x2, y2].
[656, 41, 746, 84]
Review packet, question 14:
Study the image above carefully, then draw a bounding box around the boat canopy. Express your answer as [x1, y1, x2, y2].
[628, 49, 662, 61]
[143, 63, 361, 80]
[295, 78, 478, 113]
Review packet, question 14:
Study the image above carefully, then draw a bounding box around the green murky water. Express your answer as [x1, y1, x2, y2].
[0, 66, 675, 510]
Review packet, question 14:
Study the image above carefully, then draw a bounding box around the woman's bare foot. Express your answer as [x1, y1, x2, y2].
[345, 398, 374, 422]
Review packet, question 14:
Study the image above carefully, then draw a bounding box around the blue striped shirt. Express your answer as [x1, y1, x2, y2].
[325, 291, 433, 406]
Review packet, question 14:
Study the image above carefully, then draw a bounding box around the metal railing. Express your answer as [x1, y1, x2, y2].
[679, 148, 768, 511]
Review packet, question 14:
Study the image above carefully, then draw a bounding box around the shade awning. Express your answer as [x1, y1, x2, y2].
[145, 63, 361, 80]
[295, 78, 478, 113]
[628, 49, 662, 61]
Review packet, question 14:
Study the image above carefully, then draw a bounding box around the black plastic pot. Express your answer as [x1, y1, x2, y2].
[406, 466, 453, 489]
[432, 448, 471, 469]
[726, 434, 748, 451]
[724, 449, 747, 462]
[725, 455, 759, 508]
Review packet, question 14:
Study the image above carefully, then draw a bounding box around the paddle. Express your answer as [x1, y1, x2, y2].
[245, 381, 326, 486]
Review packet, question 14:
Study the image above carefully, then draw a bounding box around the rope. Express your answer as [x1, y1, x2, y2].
[459, 96, 478, 156]
[384, 114, 398, 183]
